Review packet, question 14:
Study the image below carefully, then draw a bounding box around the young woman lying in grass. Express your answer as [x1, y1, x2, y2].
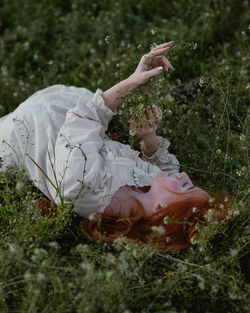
[0, 42, 228, 251]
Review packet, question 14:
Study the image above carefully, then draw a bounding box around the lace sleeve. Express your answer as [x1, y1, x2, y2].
[140, 136, 180, 175]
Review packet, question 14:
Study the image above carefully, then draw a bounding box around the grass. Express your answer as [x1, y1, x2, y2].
[0, 0, 249, 312]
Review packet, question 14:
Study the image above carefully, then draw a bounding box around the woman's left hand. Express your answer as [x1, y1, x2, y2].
[130, 42, 174, 86]
[130, 105, 162, 137]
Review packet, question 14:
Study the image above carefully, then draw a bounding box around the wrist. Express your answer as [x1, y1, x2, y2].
[141, 133, 161, 156]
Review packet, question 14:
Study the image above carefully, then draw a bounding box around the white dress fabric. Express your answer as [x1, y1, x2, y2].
[0, 85, 180, 217]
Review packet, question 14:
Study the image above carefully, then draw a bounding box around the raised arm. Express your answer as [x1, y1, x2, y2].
[101, 42, 174, 112]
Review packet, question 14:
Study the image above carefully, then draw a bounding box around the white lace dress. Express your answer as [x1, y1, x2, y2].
[0, 85, 180, 217]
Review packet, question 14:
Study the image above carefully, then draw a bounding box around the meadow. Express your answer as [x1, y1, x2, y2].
[0, 0, 249, 312]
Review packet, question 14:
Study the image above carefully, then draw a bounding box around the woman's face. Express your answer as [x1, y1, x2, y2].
[149, 171, 209, 213]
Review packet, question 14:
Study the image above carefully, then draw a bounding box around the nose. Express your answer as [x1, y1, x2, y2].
[176, 172, 186, 180]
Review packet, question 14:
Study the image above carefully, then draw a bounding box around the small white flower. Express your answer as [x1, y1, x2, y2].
[233, 209, 240, 216]
[9, 244, 17, 253]
[166, 237, 171, 243]
[230, 249, 238, 257]
[151, 225, 165, 234]
[129, 129, 136, 137]
[192, 42, 198, 50]
[151, 29, 156, 35]
[190, 236, 197, 245]
[88, 213, 96, 221]
[199, 77, 205, 87]
[24, 271, 32, 281]
[163, 216, 169, 224]
[37, 272, 45, 281]
[192, 207, 197, 213]
[208, 198, 214, 203]
[240, 134, 246, 141]
[105, 35, 112, 45]
[219, 204, 224, 209]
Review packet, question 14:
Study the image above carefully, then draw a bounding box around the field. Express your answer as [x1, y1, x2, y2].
[0, 0, 249, 312]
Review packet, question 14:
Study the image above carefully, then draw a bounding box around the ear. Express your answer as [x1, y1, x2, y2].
[153, 203, 163, 213]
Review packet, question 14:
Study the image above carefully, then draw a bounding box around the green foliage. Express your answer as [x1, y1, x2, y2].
[0, 0, 249, 312]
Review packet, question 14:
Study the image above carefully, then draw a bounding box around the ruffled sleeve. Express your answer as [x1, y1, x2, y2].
[46, 89, 116, 216]
[140, 136, 180, 176]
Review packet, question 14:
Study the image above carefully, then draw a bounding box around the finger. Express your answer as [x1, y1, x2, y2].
[152, 41, 174, 51]
[153, 106, 162, 121]
[144, 66, 163, 80]
[154, 56, 173, 71]
[149, 46, 172, 58]
[147, 106, 154, 122]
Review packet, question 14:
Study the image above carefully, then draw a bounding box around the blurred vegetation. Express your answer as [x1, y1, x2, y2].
[0, 0, 249, 312]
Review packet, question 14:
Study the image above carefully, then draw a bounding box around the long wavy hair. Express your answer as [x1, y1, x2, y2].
[81, 189, 229, 252]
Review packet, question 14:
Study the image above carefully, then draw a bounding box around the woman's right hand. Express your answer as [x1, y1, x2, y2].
[129, 41, 174, 86]
[130, 105, 162, 138]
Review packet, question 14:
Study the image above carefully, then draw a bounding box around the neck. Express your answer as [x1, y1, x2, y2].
[120, 186, 154, 217]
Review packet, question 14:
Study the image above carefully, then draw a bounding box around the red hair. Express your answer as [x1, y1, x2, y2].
[81, 192, 229, 252]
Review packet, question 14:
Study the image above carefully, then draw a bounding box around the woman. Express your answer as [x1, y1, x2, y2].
[0, 42, 228, 251]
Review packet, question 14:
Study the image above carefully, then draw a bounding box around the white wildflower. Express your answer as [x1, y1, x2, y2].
[129, 129, 136, 137]
[233, 209, 240, 216]
[24, 271, 32, 281]
[104, 35, 112, 45]
[48, 241, 60, 249]
[166, 94, 174, 102]
[199, 77, 205, 87]
[192, 42, 198, 50]
[192, 207, 197, 213]
[190, 236, 197, 245]
[240, 134, 246, 141]
[37, 272, 45, 281]
[9, 244, 17, 253]
[166, 237, 171, 243]
[163, 216, 169, 224]
[151, 225, 165, 234]
[88, 213, 97, 221]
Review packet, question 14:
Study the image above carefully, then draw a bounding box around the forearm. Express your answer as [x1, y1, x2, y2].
[141, 132, 162, 157]
[101, 75, 139, 112]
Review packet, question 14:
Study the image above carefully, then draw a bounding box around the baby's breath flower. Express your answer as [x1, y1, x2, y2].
[151, 225, 165, 234]
[192, 42, 198, 50]
[199, 77, 205, 87]
[232, 209, 240, 216]
[166, 94, 174, 102]
[190, 236, 197, 245]
[88, 213, 97, 221]
[129, 129, 136, 136]
[166, 237, 171, 243]
[240, 134, 246, 141]
[206, 209, 213, 222]
[37, 272, 45, 281]
[163, 216, 169, 224]
[24, 271, 32, 281]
